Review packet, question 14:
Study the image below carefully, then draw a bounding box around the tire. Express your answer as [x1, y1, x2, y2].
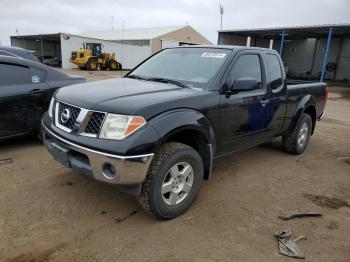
[282, 113, 312, 154]
[86, 59, 98, 71]
[109, 60, 118, 71]
[117, 62, 122, 70]
[137, 142, 204, 219]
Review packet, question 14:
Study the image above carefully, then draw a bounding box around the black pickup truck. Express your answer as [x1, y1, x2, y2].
[42, 46, 327, 219]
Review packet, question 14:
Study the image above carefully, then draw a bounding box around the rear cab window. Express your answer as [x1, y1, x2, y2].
[266, 54, 283, 91]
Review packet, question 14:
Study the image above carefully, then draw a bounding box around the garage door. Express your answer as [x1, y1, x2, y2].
[161, 40, 179, 49]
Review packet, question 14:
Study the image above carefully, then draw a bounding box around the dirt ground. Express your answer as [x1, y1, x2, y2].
[0, 70, 349, 261]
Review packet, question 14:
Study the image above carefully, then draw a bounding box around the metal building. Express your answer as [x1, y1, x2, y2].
[80, 25, 211, 54]
[218, 24, 350, 82]
[10, 25, 211, 70]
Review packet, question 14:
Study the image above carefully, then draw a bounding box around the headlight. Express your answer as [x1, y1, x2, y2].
[48, 97, 54, 118]
[99, 113, 146, 140]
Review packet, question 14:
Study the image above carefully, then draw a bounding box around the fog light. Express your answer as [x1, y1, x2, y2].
[102, 163, 117, 179]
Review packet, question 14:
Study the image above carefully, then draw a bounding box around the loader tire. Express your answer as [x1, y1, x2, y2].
[86, 59, 98, 71]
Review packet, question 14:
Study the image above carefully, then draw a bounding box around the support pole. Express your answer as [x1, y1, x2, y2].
[320, 27, 333, 82]
[309, 39, 318, 80]
[40, 36, 44, 63]
[334, 37, 343, 80]
[279, 30, 286, 56]
[246, 36, 251, 47]
[269, 39, 274, 49]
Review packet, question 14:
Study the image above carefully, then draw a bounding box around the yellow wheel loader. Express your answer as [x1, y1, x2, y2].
[69, 43, 122, 71]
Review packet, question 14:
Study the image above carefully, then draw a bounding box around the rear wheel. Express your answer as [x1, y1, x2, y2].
[86, 59, 98, 71]
[137, 142, 204, 219]
[282, 113, 312, 154]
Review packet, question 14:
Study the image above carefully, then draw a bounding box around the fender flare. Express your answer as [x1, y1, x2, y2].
[149, 109, 216, 178]
[287, 95, 316, 134]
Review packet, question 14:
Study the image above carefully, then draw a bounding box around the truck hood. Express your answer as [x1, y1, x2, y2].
[55, 78, 204, 118]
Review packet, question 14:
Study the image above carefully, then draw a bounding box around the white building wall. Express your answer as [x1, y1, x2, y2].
[60, 34, 151, 70]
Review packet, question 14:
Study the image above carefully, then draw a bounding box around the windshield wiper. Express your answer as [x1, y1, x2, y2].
[147, 77, 188, 88]
[126, 74, 147, 80]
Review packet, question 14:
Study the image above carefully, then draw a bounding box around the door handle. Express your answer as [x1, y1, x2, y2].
[260, 99, 270, 107]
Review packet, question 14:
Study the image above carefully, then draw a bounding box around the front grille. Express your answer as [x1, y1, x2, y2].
[57, 102, 81, 130]
[85, 112, 105, 135]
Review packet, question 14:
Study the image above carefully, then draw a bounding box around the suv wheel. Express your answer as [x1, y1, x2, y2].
[282, 113, 312, 154]
[137, 142, 203, 219]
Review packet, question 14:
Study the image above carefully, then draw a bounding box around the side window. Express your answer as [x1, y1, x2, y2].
[0, 51, 16, 57]
[0, 63, 31, 86]
[266, 54, 283, 90]
[229, 54, 262, 89]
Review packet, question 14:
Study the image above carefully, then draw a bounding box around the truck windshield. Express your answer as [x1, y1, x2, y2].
[128, 48, 231, 88]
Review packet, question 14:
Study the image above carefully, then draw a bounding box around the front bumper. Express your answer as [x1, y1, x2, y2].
[42, 123, 154, 185]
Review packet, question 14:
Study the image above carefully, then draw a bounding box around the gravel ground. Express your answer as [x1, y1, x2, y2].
[0, 70, 349, 261]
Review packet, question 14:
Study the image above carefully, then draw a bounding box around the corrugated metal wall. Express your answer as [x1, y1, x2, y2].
[218, 32, 350, 81]
[334, 37, 350, 81]
[282, 38, 349, 80]
[10, 37, 61, 58]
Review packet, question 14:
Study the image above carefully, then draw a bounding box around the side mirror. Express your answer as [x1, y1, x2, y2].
[231, 78, 258, 93]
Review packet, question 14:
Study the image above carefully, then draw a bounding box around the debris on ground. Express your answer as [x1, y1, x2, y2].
[326, 220, 339, 230]
[275, 229, 306, 259]
[279, 211, 322, 220]
[0, 158, 13, 166]
[113, 210, 138, 224]
[65, 181, 74, 186]
[303, 194, 350, 209]
[184, 216, 194, 221]
[337, 156, 350, 160]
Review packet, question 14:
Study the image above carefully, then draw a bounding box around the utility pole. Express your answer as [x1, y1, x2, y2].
[120, 19, 124, 77]
[111, 16, 115, 30]
[219, 5, 224, 30]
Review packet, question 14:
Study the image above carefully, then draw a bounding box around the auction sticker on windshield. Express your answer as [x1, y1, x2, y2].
[201, 52, 227, 58]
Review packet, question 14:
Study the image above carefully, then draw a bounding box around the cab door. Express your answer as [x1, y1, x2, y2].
[218, 51, 271, 155]
[262, 52, 288, 134]
[0, 62, 47, 138]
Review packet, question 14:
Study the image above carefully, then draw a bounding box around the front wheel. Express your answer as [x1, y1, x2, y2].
[109, 60, 118, 71]
[137, 142, 204, 219]
[282, 113, 312, 154]
[86, 59, 98, 71]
